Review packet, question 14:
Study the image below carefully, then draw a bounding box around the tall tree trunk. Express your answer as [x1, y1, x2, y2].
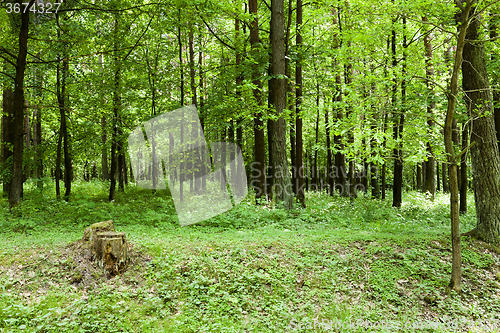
[444, 1, 475, 293]
[416, 164, 422, 191]
[391, 20, 402, 208]
[2, 89, 14, 196]
[462, 5, 500, 244]
[109, 17, 121, 201]
[270, 0, 293, 209]
[178, 10, 185, 106]
[460, 123, 468, 213]
[249, 0, 266, 202]
[422, 16, 436, 200]
[325, 106, 333, 196]
[9, 4, 30, 207]
[442, 162, 449, 192]
[99, 55, 109, 181]
[313, 91, 320, 190]
[61, 58, 72, 199]
[295, 0, 305, 206]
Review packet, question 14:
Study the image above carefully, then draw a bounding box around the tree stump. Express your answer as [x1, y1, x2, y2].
[90, 231, 129, 276]
[82, 220, 115, 242]
[81, 220, 129, 276]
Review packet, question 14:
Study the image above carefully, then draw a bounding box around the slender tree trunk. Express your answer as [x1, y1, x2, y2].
[444, 1, 474, 293]
[249, 0, 266, 202]
[313, 91, 320, 189]
[295, 0, 305, 206]
[416, 164, 421, 191]
[325, 106, 333, 196]
[270, 0, 293, 208]
[422, 16, 436, 200]
[2, 89, 14, 196]
[460, 123, 468, 213]
[9, 5, 30, 207]
[99, 55, 109, 181]
[442, 162, 449, 192]
[436, 163, 440, 191]
[61, 58, 72, 199]
[391, 21, 402, 207]
[109, 17, 121, 201]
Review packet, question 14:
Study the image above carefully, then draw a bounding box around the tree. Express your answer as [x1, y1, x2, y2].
[444, 0, 475, 293]
[462, 3, 500, 245]
[249, 0, 266, 202]
[422, 16, 436, 201]
[270, 0, 293, 209]
[9, 1, 32, 208]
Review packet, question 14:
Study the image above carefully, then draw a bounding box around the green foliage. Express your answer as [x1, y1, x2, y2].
[0, 183, 499, 332]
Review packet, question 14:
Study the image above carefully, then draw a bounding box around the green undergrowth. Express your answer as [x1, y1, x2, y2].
[0, 181, 499, 332]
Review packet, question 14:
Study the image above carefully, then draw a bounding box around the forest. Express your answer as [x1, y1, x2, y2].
[1, 0, 500, 331]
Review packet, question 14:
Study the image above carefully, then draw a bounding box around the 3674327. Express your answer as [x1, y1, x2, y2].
[5, 1, 62, 14]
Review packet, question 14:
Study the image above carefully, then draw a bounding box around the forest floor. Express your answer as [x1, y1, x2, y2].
[1, 180, 499, 332]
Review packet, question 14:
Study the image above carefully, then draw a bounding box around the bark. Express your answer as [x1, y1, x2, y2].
[444, 1, 475, 293]
[101, 116, 109, 180]
[313, 90, 320, 189]
[416, 164, 421, 191]
[270, 0, 293, 208]
[60, 57, 72, 199]
[285, 0, 295, 195]
[249, 0, 266, 202]
[490, 19, 500, 157]
[331, 7, 346, 196]
[9, 4, 30, 207]
[422, 16, 436, 200]
[109, 17, 121, 201]
[295, 0, 305, 206]
[462, 6, 500, 245]
[178, 10, 185, 106]
[442, 162, 449, 192]
[391, 19, 404, 208]
[460, 123, 468, 213]
[325, 106, 333, 196]
[2, 89, 14, 196]
[99, 55, 109, 181]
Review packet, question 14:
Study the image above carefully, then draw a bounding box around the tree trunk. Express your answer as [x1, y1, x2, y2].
[249, 0, 266, 202]
[99, 55, 109, 181]
[460, 123, 468, 213]
[462, 6, 500, 244]
[325, 107, 333, 196]
[9, 5, 30, 208]
[2, 89, 14, 196]
[444, 1, 475, 293]
[109, 18, 121, 202]
[422, 16, 436, 200]
[295, 0, 305, 206]
[270, 0, 293, 209]
[313, 92, 320, 190]
[442, 162, 449, 192]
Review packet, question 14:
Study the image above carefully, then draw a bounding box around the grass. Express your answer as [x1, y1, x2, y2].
[1, 180, 500, 332]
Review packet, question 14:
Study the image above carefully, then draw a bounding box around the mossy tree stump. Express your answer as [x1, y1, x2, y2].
[82, 220, 129, 276]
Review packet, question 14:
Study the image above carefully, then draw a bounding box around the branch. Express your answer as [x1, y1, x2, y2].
[0, 46, 17, 59]
[0, 53, 16, 67]
[122, 14, 154, 61]
[454, 0, 464, 11]
[457, 141, 476, 160]
[0, 71, 15, 80]
[196, 6, 235, 50]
